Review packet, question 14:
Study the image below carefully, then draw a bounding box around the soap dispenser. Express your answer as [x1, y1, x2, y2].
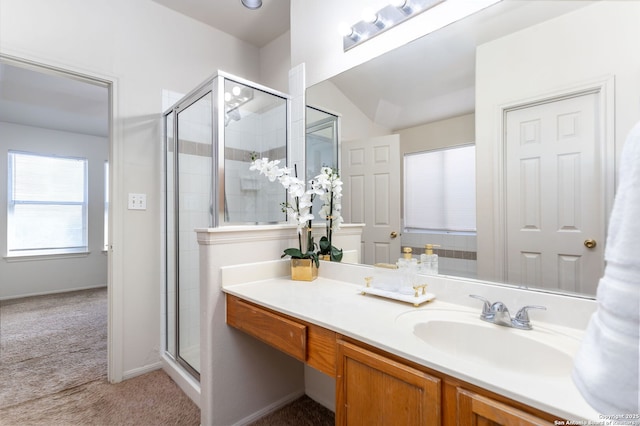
[398, 247, 417, 267]
[420, 244, 439, 275]
[397, 247, 418, 293]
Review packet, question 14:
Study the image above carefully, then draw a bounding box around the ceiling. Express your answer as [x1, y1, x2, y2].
[152, 0, 291, 48]
[0, 1, 596, 137]
[0, 62, 109, 137]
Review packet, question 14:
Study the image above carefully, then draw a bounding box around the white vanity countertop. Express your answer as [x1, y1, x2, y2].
[221, 261, 601, 422]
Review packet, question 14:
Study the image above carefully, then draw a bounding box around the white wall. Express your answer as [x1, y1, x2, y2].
[307, 80, 390, 141]
[475, 1, 640, 281]
[398, 113, 474, 155]
[0, 0, 263, 380]
[0, 122, 108, 299]
[260, 31, 291, 94]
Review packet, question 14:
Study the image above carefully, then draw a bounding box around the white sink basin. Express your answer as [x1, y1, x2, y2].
[396, 307, 580, 378]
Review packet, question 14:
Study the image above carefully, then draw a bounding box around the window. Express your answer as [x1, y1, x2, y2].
[404, 145, 476, 232]
[7, 151, 88, 256]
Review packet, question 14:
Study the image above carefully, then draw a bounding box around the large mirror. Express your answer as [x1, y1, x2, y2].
[307, 0, 640, 298]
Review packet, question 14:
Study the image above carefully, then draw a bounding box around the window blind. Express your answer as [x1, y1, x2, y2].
[8, 151, 88, 253]
[404, 145, 476, 232]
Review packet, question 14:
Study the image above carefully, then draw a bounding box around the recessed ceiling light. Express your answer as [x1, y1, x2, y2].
[241, 0, 262, 10]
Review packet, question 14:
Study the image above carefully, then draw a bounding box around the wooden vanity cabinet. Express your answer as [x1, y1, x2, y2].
[226, 295, 337, 376]
[226, 295, 560, 426]
[335, 339, 556, 426]
[336, 339, 441, 426]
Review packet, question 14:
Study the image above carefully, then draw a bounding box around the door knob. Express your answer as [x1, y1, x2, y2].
[390, 231, 398, 239]
[584, 239, 597, 249]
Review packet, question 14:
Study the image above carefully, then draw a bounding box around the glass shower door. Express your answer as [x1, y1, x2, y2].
[174, 88, 213, 377]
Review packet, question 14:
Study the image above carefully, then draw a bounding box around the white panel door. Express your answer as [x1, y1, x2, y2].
[342, 135, 401, 265]
[505, 92, 604, 294]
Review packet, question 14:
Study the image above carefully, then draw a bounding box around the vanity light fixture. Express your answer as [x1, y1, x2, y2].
[342, 0, 445, 51]
[241, 0, 262, 10]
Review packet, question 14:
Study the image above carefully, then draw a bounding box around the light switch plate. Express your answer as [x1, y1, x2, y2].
[128, 193, 147, 210]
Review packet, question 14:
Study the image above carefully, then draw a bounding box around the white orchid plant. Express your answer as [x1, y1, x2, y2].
[313, 166, 343, 262]
[249, 157, 343, 266]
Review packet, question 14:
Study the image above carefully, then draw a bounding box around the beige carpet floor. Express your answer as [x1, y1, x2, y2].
[0, 288, 200, 425]
[0, 287, 333, 425]
[248, 395, 334, 426]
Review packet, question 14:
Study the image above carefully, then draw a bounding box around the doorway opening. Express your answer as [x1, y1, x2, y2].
[0, 55, 112, 377]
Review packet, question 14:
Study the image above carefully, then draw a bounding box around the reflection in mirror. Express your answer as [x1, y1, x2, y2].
[403, 144, 476, 278]
[307, 1, 640, 297]
[223, 78, 288, 224]
[306, 106, 339, 215]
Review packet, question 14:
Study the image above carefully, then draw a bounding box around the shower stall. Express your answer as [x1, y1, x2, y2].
[163, 71, 290, 379]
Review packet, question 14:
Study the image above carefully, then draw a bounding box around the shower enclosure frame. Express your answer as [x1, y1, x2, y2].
[163, 71, 291, 381]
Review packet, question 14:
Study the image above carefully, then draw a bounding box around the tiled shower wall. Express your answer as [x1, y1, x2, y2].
[401, 231, 477, 278]
[224, 102, 287, 223]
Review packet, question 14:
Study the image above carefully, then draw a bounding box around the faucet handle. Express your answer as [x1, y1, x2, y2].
[513, 305, 547, 329]
[469, 295, 492, 318]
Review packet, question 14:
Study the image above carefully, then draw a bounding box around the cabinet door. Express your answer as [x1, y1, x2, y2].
[337, 340, 441, 426]
[457, 388, 553, 426]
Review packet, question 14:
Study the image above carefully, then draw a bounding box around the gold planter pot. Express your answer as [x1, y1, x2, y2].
[290, 258, 318, 281]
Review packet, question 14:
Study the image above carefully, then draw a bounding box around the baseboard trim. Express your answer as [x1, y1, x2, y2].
[231, 390, 305, 426]
[0, 284, 107, 301]
[161, 354, 201, 408]
[122, 361, 162, 381]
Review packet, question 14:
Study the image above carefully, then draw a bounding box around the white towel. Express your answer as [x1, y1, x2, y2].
[572, 122, 640, 414]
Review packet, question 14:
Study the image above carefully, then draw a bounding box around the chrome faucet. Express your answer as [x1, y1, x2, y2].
[469, 295, 546, 330]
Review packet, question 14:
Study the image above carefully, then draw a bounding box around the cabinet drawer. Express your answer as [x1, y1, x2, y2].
[227, 295, 307, 362]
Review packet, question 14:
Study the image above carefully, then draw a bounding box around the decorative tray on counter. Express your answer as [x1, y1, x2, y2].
[360, 278, 435, 307]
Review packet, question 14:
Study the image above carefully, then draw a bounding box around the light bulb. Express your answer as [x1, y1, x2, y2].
[224, 92, 232, 102]
[338, 22, 352, 37]
[241, 0, 262, 10]
[232, 86, 242, 96]
[362, 8, 378, 24]
[390, 0, 412, 14]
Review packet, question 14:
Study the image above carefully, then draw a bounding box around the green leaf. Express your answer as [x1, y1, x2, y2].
[330, 246, 343, 262]
[282, 248, 304, 259]
[318, 236, 331, 255]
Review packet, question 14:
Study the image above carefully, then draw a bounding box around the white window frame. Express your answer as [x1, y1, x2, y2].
[7, 150, 89, 258]
[404, 144, 477, 233]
